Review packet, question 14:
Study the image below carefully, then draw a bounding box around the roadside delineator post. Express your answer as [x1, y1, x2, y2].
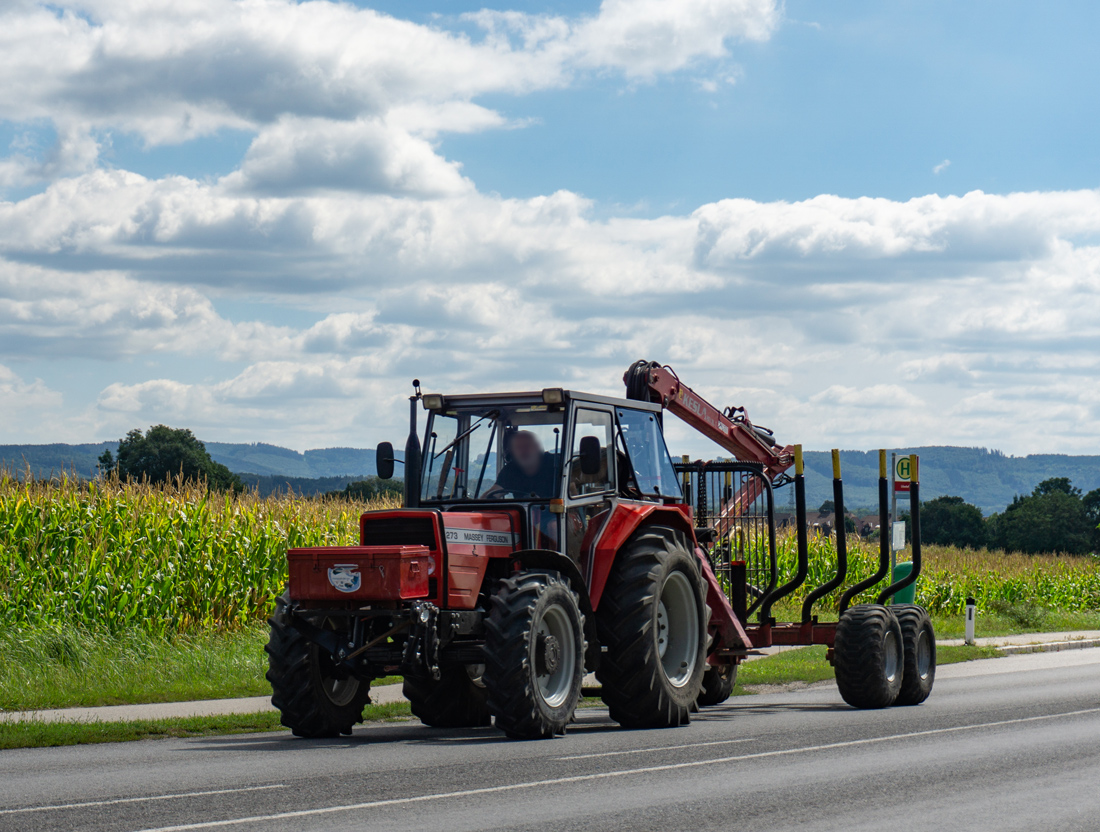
[965, 596, 977, 645]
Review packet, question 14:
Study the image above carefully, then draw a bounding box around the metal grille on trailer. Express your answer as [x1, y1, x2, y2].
[674, 460, 778, 620]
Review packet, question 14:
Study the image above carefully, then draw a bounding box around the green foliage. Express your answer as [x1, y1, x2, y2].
[988, 598, 1047, 630]
[328, 476, 404, 501]
[767, 530, 1100, 617]
[0, 471, 398, 634]
[921, 495, 987, 549]
[102, 426, 243, 492]
[0, 626, 271, 711]
[988, 480, 1095, 555]
[818, 500, 834, 513]
[1033, 477, 1082, 499]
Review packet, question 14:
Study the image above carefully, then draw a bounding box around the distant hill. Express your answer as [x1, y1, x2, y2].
[798, 447, 1100, 515]
[4, 441, 1098, 514]
[0, 441, 382, 481]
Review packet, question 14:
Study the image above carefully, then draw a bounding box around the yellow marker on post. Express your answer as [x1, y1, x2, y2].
[832, 448, 841, 479]
[910, 454, 919, 485]
[879, 448, 887, 479]
[794, 444, 804, 476]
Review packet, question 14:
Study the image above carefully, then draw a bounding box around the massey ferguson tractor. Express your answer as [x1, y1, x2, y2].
[266, 360, 934, 740]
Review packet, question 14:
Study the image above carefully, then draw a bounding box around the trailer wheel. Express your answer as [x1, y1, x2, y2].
[403, 666, 492, 728]
[697, 664, 737, 707]
[597, 526, 708, 728]
[484, 570, 585, 739]
[892, 604, 936, 706]
[834, 604, 904, 709]
[265, 591, 372, 737]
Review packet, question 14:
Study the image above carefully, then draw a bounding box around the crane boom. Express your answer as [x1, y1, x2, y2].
[623, 360, 794, 481]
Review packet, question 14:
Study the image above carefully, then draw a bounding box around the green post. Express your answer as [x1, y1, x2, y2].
[890, 561, 916, 604]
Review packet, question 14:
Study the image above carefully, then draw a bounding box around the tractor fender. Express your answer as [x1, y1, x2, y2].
[586, 503, 754, 653]
[587, 503, 696, 610]
[508, 549, 601, 672]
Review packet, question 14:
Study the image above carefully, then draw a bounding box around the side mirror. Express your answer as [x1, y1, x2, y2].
[578, 435, 602, 476]
[376, 441, 395, 480]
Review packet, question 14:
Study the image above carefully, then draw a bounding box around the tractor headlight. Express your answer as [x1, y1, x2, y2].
[541, 387, 565, 405]
[422, 394, 444, 410]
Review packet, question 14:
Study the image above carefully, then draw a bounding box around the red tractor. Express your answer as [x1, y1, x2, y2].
[267, 361, 934, 740]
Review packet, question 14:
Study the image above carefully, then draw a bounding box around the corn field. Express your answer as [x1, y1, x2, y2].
[0, 471, 398, 634]
[770, 531, 1100, 616]
[1, 472, 1097, 635]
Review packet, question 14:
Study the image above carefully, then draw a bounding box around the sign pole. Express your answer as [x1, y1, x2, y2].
[890, 452, 897, 574]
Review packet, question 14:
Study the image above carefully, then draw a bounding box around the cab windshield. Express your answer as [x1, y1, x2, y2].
[421, 405, 565, 502]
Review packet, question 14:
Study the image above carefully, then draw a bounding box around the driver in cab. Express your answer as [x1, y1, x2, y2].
[485, 430, 557, 499]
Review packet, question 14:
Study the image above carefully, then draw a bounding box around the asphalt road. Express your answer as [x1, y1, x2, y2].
[3, 648, 1100, 832]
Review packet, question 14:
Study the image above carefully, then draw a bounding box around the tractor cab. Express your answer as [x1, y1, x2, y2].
[385, 388, 683, 558]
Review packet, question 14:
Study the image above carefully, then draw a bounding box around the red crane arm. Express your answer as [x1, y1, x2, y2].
[624, 361, 794, 480]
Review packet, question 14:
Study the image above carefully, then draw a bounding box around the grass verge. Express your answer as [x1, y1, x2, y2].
[733, 642, 1003, 694]
[0, 626, 272, 711]
[0, 626, 408, 712]
[0, 702, 412, 751]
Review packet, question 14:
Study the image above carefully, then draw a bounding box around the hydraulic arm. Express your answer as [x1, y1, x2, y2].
[624, 360, 795, 483]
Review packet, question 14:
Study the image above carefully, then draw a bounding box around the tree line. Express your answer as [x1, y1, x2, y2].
[920, 477, 1100, 554]
[98, 425, 400, 502]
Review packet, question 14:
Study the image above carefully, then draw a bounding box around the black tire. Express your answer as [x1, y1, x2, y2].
[596, 526, 708, 728]
[893, 604, 936, 706]
[484, 570, 586, 739]
[403, 666, 492, 728]
[834, 604, 904, 709]
[265, 591, 372, 738]
[697, 664, 737, 707]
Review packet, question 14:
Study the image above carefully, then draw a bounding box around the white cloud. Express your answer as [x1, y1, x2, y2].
[2, 0, 1099, 457]
[933, 159, 951, 175]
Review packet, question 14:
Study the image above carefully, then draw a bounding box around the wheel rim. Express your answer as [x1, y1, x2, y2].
[321, 675, 360, 707]
[534, 602, 576, 709]
[883, 630, 899, 683]
[656, 570, 700, 688]
[316, 618, 360, 707]
[916, 630, 932, 679]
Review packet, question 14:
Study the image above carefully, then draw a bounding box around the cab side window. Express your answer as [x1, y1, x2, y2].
[569, 408, 614, 496]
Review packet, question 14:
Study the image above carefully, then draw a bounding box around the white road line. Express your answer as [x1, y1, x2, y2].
[0, 785, 287, 816]
[556, 737, 757, 760]
[132, 707, 1100, 832]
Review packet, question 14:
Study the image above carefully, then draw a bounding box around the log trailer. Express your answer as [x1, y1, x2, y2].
[267, 360, 934, 740]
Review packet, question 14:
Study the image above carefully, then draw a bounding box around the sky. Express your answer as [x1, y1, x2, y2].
[1, 0, 1099, 458]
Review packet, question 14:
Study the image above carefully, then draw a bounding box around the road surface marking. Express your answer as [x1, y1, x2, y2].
[557, 737, 757, 760]
[1, 785, 287, 816]
[131, 707, 1100, 832]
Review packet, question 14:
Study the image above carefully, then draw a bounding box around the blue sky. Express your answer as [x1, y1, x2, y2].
[2, 0, 1100, 457]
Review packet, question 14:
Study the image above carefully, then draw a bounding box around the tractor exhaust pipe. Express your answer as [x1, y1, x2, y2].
[404, 380, 422, 508]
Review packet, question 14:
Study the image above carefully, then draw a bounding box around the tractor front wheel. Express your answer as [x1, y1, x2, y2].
[265, 591, 372, 738]
[892, 604, 936, 706]
[484, 570, 585, 739]
[833, 604, 904, 709]
[597, 525, 708, 728]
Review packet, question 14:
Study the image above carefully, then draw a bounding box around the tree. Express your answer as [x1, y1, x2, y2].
[1033, 477, 1082, 499]
[100, 425, 242, 492]
[818, 500, 835, 514]
[988, 488, 1092, 555]
[920, 495, 987, 549]
[329, 477, 403, 502]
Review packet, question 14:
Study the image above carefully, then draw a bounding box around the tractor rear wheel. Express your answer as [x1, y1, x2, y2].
[484, 570, 585, 739]
[404, 666, 492, 728]
[597, 526, 708, 728]
[834, 604, 905, 709]
[697, 664, 737, 707]
[265, 591, 372, 737]
[892, 604, 936, 706]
